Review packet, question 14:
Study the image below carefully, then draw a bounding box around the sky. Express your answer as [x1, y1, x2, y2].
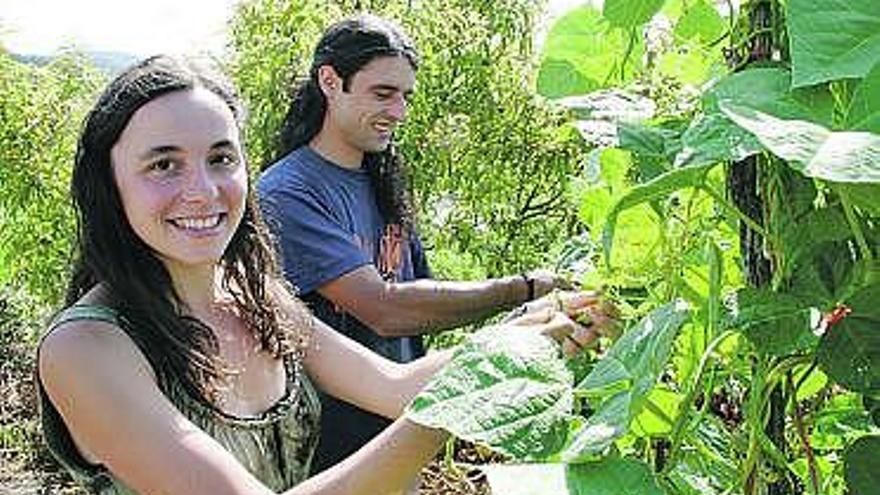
[0, 0, 592, 56]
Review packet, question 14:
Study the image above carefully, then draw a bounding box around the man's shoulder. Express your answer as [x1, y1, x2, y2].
[258, 147, 322, 195]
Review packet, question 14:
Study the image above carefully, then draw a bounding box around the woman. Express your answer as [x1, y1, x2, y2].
[37, 55, 611, 495]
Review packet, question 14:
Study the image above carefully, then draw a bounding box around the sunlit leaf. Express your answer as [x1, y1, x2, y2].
[538, 6, 643, 98]
[406, 325, 572, 460]
[846, 63, 880, 133]
[564, 302, 690, 460]
[675, 68, 832, 167]
[674, 0, 725, 44]
[603, 0, 666, 28]
[811, 393, 877, 450]
[788, 0, 880, 87]
[720, 102, 880, 183]
[479, 458, 665, 495]
[602, 164, 714, 266]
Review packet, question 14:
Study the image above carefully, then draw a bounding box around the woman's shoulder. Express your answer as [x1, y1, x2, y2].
[39, 288, 156, 390]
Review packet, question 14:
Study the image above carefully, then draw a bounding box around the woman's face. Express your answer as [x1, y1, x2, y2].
[110, 88, 247, 271]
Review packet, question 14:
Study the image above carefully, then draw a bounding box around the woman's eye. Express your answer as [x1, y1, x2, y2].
[148, 158, 176, 173]
[210, 153, 238, 168]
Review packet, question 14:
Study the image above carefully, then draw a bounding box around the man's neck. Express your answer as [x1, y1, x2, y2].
[309, 130, 363, 170]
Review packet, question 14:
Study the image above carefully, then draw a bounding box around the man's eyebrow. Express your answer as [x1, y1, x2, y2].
[210, 139, 235, 150]
[370, 83, 407, 92]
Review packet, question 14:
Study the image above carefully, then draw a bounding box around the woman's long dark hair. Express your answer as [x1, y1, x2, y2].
[271, 14, 419, 232]
[67, 55, 309, 400]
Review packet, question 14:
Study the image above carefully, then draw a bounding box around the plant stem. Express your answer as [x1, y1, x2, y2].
[701, 184, 770, 240]
[787, 372, 820, 495]
[664, 329, 738, 472]
[837, 185, 873, 261]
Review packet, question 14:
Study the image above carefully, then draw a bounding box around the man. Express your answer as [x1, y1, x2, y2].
[257, 14, 567, 473]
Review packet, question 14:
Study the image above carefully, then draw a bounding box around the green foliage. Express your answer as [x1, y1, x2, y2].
[603, 0, 666, 29]
[407, 325, 573, 460]
[229, 0, 585, 278]
[720, 102, 880, 184]
[0, 50, 103, 304]
[564, 302, 690, 460]
[787, 0, 880, 87]
[537, 6, 643, 98]
[726, 288, 818, 357]
[673, 0, 725, 44]
[817, 284, 880, 396]
[846, 63, 880, 133]
[226, 0, 339, 168]
[480, 458, 665, 495]
[844, 435, 880, 494]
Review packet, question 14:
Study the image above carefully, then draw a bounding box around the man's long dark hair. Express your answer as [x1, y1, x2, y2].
[271, 14, 418, 232]
[67, 55, 309, 400]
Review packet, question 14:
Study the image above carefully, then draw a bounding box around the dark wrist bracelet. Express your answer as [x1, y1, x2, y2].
[520, 273, 535, 301]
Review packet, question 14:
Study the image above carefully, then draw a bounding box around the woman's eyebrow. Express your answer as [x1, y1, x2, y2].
[139, 145, 181, 161]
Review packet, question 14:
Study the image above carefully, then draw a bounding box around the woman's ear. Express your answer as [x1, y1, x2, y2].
[316, 65, 341, 97]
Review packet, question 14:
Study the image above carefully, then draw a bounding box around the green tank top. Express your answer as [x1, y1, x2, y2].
[37, 304, 321, 494]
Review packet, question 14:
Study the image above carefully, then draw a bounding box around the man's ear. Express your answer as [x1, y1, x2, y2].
[317, 65, 342, 97]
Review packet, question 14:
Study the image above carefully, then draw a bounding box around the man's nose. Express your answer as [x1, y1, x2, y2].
[387, 95, 407, 122]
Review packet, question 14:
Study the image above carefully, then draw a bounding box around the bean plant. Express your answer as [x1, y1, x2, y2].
[405, 1, 880, 494]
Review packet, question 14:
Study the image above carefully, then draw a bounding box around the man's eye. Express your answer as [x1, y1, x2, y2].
[374, 91, 393, 100]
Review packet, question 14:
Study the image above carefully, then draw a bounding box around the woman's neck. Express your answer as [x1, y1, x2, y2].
[165, 262, 228, 316]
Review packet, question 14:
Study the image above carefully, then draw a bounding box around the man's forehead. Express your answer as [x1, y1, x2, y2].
[353, 56, 416, 89]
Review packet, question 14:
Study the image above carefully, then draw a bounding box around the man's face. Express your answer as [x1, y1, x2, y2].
[323, 55, 416, 154]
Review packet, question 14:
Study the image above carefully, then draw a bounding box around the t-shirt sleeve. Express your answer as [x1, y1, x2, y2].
[259, 186, 371, 295]
[409, 234, 433, 280]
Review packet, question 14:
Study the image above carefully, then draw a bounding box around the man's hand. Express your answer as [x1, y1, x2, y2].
[524, 269, 573, 299]
[503, 291, 621, 358]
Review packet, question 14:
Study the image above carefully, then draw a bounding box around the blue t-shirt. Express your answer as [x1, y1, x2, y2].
[257, 146, 428, 362]
[258, 146, 431, 473]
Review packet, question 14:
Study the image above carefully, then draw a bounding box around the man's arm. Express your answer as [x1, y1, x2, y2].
[318, 265, 559, 337]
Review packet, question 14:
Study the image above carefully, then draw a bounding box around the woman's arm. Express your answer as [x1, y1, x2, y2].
[303, 317, 452, 419]
[39, 319, 448, 495]
[39, 320, 276, 495]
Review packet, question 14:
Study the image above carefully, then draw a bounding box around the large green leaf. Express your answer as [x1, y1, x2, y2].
[788, 0, 880, 88]
[811, 393, 877, 450]
[673, 0, 724, 44]
[603, 0, 666, 28]
[563, 302, 690, 460]
[480, 458, 665, 495]
[778, 206, 856, 289]
[788, 241, 860, 308]
[845, 435, 880, 494]
[846, 63, 880, 133]
[602, 164, 714, 266]
[817, 284, 880, 396]
[406, 325, 572, 460]
[725, 288, 818, 357]
[704, 68, 834, 124]
[675, 112, 763, 167]
[538, 6, 643, 98]
[675, 68, 832, 167]
[666, 416, 739, 495]
[720, 102, 880, 184]
[841, 183, 880, 217]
